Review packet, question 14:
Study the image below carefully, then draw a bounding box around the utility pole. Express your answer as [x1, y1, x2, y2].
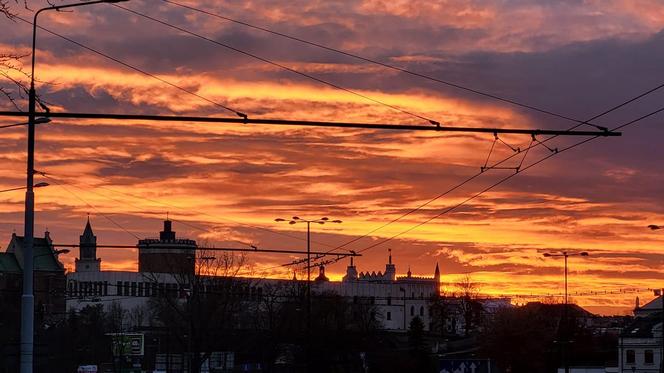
[543, 251, 589, 373]
[274, 216, 341, 371]
[20, 3, 128, 372]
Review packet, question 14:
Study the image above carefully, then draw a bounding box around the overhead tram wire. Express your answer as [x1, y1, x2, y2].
[322, 75, 664, 255]
[112, 4, 441, 126]
[14, 9, 661, 259]
[162, 0, 605, 131]
[42, 172, 338, 250]
[44, 174, 141, 240]
[8, 16, 339, 250]
[38, 176, 342, 278]
[351, 105, 664, 256]
[13, 15, 248, 119]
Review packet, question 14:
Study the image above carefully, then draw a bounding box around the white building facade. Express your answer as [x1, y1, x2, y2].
[66, 220, 441, 332]
[618, 296, 664, 373]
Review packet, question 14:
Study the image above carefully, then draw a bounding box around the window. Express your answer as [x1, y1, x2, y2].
[386, 311, 391, 321]
[626, 349, 635, 364]
[419, 306, 424, 317]
[645, 349, 654, 364]
[143, 283, 150, 297]
[387, 296, 392, 306]
[410, 305, 415, 316]
[123, 281, 130, 296]
[138, 282, 143, 297]
[103, 282, 108, 296]
[116, 281, 122, 296]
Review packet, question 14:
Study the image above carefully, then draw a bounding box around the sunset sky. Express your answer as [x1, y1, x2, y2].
[2, 0, 664, 315]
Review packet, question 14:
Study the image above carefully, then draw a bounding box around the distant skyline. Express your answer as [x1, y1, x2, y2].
[2, 0, 664, 315]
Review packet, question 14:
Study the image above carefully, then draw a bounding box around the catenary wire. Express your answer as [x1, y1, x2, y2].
[162, 0, 608, 130]
[43, 172, 338, 250]
[322, 77, 664, 255]
[113, 4, 441, 126]
[354, 105, 664, 254]
[43, 174, 141, 240]
[14, 9, 664, 262]
[13, 15, 248, 119]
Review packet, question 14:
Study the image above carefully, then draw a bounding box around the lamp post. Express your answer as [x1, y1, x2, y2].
[0, 117, 50, 129]
[21, 2, 127, 372]
[0, 182, 48, 194]
[274, 216, 341, 370]
[647, 225, 664, 373]
[542, 251, 589, 373]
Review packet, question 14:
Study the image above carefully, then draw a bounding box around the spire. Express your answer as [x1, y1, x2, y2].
[83, 216, 94, 238]
[434, 262, 440, 279]
[77, 216, 100, 271]
[80, 217, 96, 244]
[388, 248, 392, 265]
[407, 266, 412, 278]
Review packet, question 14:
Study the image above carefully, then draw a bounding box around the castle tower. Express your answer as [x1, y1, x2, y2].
[138, 219, 196, 275]
[315, 265, 329, 282]
[384, 248, 396, 281]
[342, 256, 358, 282]
[75, 217, 101, 272]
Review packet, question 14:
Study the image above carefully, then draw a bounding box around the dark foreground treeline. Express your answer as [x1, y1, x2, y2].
[1, 287, 626, 373]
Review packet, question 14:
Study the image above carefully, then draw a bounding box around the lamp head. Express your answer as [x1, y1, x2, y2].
[292, 216, 300, 220]
[332, 220, 342, 223]
[275, 218, 286, 222]
[543, 253, 551, 257]
[580, 252, 589, 256]
[33, 182, 49, 188]
[289, 221, 296, 225]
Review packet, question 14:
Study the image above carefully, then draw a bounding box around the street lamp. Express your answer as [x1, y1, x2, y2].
[21, 2, 128, 372]
[0, 117, 50, 129]
[34, 248, 70, 259]
[274, 216, 341, 370]
[542, 251, 589, 373]
[0, 182, 49, 194]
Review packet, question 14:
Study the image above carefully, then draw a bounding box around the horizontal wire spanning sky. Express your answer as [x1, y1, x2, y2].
[2, 0, 664, 315]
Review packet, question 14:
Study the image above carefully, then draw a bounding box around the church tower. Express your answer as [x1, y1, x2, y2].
[75, 217, 101, 272]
